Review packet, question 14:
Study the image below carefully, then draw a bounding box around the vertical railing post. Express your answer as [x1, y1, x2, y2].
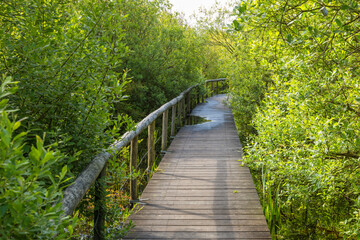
[147, 121, 155, 179]
[94, 164, 107, 240]
[171, 105, 176, 137]
[205, 82, 207, 99]
[182, 98, 186, 125]
[177, 101, 182, 127]
[202, 85, 205, 103]
[197, 87, 200, 105]
[216, 81, 219, 94]
[130, 136, 138, 202]
[187, 93, 191, 114]
[211, 82, 214, 96]
[161, 110, 169, 152]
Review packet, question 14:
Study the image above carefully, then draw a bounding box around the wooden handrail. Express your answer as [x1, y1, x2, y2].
[61, 78, 227, 238]
[62, 84, 198, 215]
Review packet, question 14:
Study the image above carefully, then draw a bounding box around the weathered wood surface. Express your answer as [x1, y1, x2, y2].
[124, 94, 270, 239]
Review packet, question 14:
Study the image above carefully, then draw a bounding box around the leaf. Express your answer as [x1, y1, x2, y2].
[286, 34, 293, 43]
[0, 204, 8, 218]
[68, 225, 73, 235]
[12, 121, 21, 131]
[341, 4, 350, 10]
[59, 165, 67, 181]
[355, 97, 360, 103]
[1, 128, 11, 147]
[335, 19, 342, 27]
[0, 99, 9, 110]
[36, 135, 44, 152]
[238, 4, 247, 14]
[233, 20, 241, 31]
[41, 152, 53, 166]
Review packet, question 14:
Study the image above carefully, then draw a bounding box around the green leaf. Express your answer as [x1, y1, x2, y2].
[0, 204, 8, 218]
[12, 121, 21, 131]
[341, 4, 350, 10]
[335, 19, 343, 27]
[0, 99, 9, 110]
[68, 225, 73, 235]
[233, 20, 242, 31]
[41, 152, 53, 166]
[1, 128, 11, 147]
[355, 97, 360, 103]
[286, 34, 293, 43]
[59, 165, 67, 181]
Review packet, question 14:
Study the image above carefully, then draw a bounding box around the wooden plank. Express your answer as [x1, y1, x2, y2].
[125, 231, 271, 239]
[130, 214, 266, 220]
[127, 219, 268, 226]
[132, 204, 263, 210]
[131, 208, 265, 216]
[141, 189, 258, 196]
[136, 194, 261, 201]
[128, 225, 269, 232]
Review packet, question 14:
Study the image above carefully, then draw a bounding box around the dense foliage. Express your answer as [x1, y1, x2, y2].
[227, 0, 360, 238]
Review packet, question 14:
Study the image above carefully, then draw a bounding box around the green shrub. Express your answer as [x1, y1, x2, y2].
[0, 76, 77, 239]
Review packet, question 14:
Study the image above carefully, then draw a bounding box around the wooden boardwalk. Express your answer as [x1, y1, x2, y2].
[124, 94, 271, 239]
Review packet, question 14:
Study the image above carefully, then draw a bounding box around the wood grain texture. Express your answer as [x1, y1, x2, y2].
[124, 94, 270, 239]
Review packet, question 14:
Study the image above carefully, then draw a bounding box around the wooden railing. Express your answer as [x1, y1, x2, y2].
[61, 78, 228, 239]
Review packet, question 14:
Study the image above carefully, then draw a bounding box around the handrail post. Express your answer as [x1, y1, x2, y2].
[130, 136, 138, 203]
[216, 81, 219, 94]
[171, 105, 176, 137]
[206, 82, 208, 99]
[197, 87, 200, 105]
[147, 121, 155, 179]
[94, 164, 107, 240]
[187, 93, 191, 114]
[211, 82, 214, 95]
[161, 110, 169, 152]
[177, 101, 182, 127]
[202, 86, 205, 103]
[182, 98, 186, 125]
